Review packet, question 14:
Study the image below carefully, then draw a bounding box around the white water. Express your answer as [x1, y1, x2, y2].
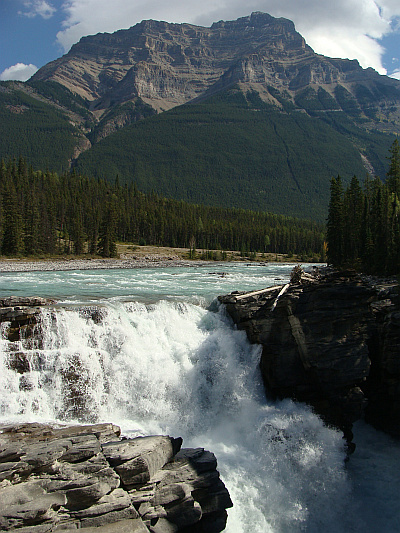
[1, 263, 399, 532]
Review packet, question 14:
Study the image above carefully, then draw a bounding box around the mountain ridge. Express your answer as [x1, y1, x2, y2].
[32, 12, 311, 112]
[31, 11, 400, 132]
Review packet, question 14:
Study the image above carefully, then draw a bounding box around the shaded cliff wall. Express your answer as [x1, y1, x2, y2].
[219, 269, 400, 439]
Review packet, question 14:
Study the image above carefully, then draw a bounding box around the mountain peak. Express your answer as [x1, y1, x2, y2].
[31, 11, 400, 135]
[32, 12, 313, 107]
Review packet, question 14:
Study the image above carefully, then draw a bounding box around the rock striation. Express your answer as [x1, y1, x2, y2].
[0, 422, 232, 532]
[219, 268, 400, 441]
[32, 12, 400, 123]
[32, 13, 312, 110]
[0, 297, 51, 345]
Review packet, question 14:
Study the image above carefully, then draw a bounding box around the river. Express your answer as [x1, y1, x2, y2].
[1, 262, 399, 532]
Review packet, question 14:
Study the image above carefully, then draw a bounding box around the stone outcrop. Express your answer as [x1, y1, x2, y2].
[0, 423, 232, 532]
[219, 268, 400, 441]
[0, 297, 52, 344]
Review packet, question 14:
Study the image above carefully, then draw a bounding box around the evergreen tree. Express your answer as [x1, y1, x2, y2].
[360, 175, 374, 272]
[326, 176, 344, 267]
[98, 195, 117, 257]
[327, 145, 400, 274]
[24, 189, 41, 254]
[386, 138, 400, 197]
[71, 209, 85, 255]
[343, 175, 364, 267]
[1, 171, 23, 255]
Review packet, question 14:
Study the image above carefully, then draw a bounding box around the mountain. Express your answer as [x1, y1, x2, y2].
[31, 12, 400, 125]
[1, 12, 400, 220]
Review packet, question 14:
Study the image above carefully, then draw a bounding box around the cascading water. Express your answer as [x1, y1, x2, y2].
[1, 264, 399, 532]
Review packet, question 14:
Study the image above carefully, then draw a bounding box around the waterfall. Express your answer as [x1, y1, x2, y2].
[1, 297, 360, 532]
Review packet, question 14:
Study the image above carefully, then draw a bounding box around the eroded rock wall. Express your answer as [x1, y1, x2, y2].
[219, 269, 400, 440]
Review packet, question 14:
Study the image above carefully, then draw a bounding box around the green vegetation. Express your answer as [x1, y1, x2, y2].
[89, 99, 156, 143]
[0, 82, 79, 173]
[327, 139, 400, 274]
[75, 88, 395, 221]
[0, 157, 325, 259]
[1, 81, 397, 223]
[27, 80, 91, 118]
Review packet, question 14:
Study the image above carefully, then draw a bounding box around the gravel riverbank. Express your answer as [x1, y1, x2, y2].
[0, 256, 198, 273]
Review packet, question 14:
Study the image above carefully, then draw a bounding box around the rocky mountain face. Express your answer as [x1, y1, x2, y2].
[32, 12, 400, 130]
[32, 13, 310, 112]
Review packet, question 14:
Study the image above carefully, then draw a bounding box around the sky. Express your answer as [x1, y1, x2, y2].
[1, 0, 400, 82]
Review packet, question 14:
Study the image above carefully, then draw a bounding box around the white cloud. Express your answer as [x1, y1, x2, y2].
[0, 63, 39, 81]
[20, 0, 56, 19]
[55, 0, 400, 75]
[56, 0, 209, 52]
[390, 69, 400, 80]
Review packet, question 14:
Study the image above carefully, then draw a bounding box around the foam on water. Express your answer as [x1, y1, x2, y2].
[0, 264, 399, 532]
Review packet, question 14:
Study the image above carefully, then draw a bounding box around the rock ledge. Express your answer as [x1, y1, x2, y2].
[0, 423, 232, 532]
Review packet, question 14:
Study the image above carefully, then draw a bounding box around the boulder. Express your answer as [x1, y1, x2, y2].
[103, 436, 177, 488]
[0, 423, 232, 532]
[131, 447, 232, 532]
[0, 297, 52, 342]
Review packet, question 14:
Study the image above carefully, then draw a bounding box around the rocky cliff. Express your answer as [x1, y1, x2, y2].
[32, 11, 400, 129]
[0, 422, 232, 532]
[219, 268, 400, 443]
[31, 13, 313, 111]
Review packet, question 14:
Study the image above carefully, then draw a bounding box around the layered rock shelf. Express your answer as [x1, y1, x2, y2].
[219, 268, 400, 441]
[0, 423, 232, 532]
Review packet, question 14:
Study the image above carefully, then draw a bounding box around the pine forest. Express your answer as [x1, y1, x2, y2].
[0, 158, 325, 260]
[327, 139, 400, 275]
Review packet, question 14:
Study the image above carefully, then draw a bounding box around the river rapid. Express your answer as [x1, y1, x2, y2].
[1, 262, 399, 532]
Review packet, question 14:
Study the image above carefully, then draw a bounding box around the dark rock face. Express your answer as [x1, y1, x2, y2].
[0, 297, 52, 345]
[364, 303, 400, 437]
[0, 423, 232, 532]
[219, 269, 400, 440]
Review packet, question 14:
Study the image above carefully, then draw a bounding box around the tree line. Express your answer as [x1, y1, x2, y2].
[327, 139, 400, 274]
[0, 157, 325, 259]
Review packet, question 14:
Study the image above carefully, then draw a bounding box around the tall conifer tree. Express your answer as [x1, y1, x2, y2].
[386, 138, 400, 197]
[326, 176, 344, 267]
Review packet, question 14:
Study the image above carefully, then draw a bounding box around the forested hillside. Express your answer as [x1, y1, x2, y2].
[0, 157, 324, 259]
[75, 89, 395, 222]
[0, 82, 87, 173]
[0, 82, 396, 222]
[327, 140, 400, 274]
